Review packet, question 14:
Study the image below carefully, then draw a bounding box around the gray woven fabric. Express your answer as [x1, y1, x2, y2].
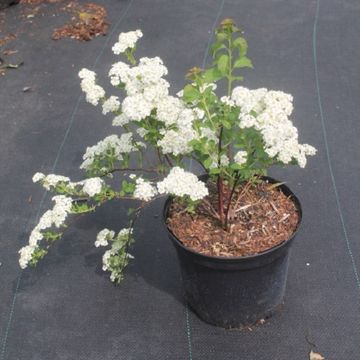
[1, 0, 360, 359]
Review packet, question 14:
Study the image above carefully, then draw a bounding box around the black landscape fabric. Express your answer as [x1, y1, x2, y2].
[1, 0, 360, 359]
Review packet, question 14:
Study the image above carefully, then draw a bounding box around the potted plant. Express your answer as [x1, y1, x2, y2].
[19, 19, 316, 327]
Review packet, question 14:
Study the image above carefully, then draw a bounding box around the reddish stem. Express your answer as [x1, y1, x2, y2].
[224, 174, 240, 231]
[164, 154, 174, 167]
[217, 175, 225, 228]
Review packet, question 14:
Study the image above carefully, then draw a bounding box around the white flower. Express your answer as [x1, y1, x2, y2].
[21, 195, 73, 268]
[37, 210, 55, 230]
[220, 154, 229, 166]
[157, 127, 196, 156]
[121, 58, 168, 96]
[122, 94, 153, 121]
[199, 83, 217, 93]
[19, 245, 36, 269]
[112, 114, 130, 127]
[102, 249, 114, 271]
[209, 154, 229, 169]
[29, 229, 43, 246]
[32, 172, 45, 183]
[133, 178, 158, 201]
[136, 127, 148, 138]
[51, 195, 73, 227]
[79, 68, 105, 106]
[95, 229, 115, 247]
[220, 96, 235, 107]
[200, 127, 218, 143]
[143, 82, 169, 103]
[156, 96, 184, 126]
[234, 150, 247, 165]
[118, 228, 133, 238]
[109, 61, 130, 86]
[102, 96, 120, 115]
[78, 68, 96, 81]
[112, 30, 143, 54]
[176, 89, 184, 98]
[117, 133, 137, 153]
[80, 133, 137, 170]
[137, 57, 168, 85]
[156, 105, 199, 156]
[231, 86, 316, 167]
[157, 167, 208, 201]
[82, 178, 103, 197]
[193, 108, 205, 120]
[41, 174, 70, 190]
[83, 82, 106, 106]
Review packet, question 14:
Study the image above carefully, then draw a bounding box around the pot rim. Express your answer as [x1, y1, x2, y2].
[163, 176, 302, 263]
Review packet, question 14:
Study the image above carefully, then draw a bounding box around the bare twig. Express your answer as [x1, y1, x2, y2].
[100, 167, 159, 178]
[202, 198, 220, 220]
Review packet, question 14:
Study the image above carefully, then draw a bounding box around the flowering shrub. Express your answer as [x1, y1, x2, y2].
[20, 19, 316, 283]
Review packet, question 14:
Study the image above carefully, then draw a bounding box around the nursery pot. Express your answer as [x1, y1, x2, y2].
[163, 177, 302, 328]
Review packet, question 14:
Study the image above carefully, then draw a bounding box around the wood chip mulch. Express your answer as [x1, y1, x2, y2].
[167, 179, 300, 258]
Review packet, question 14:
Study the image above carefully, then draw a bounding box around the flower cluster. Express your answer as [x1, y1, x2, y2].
[102, 96, 120, 115]
[95, 228, 115, 247]
[82, 178, 104, 197]
[112, 30, 143, 54]
[80, 133, 142, 172]
[133, 178, 158, 202]
[98, 228, 134, 283]
[32, 173, 69, 190]
[32, 172, 104, 197]
[157, 167, 209, 201]
[231, 86, 316, 167]
[79, 69, 105, 106]
[19, 195, 73, 269]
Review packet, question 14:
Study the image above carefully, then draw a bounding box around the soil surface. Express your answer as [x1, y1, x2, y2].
[167, 179, 300, 257]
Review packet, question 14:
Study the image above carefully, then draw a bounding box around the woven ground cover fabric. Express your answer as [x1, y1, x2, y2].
[1, 0, 359, 359]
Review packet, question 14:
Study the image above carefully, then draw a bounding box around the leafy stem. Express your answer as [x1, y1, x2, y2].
[227, 36, 233, 97]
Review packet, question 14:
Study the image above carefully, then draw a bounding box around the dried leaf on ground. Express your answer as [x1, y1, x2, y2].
[2, 61, 23, 68]
[0, 57, 23, 75]
[2, 49, 18, 55]
[52, 2, 109, 41]
[19, 0, 61, 4]
[310, 350, 325, 360]
[0, 33, 17, 47]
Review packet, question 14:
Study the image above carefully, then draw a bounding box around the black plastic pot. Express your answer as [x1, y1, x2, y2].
[163, 177, 302, 328]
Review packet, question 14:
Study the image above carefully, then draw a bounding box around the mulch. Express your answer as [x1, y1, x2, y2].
[167, 179, 300, 257]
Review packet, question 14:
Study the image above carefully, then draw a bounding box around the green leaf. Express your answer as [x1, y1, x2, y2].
[233, 37, 248, 57]
[215, 32, 227, 42]
[230, 163, 243, 171]
[203, 157, 214, 168]
[233, 56, 253, 69]
[216, 54, 229, 75]
[209, 167, 221, 175]
[183, 84, 200, 102]
[232, 75, 244, 81]
[223, 117, 233, 128]
[202, 67, 223, 82]
[210, 42, 226, 56]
